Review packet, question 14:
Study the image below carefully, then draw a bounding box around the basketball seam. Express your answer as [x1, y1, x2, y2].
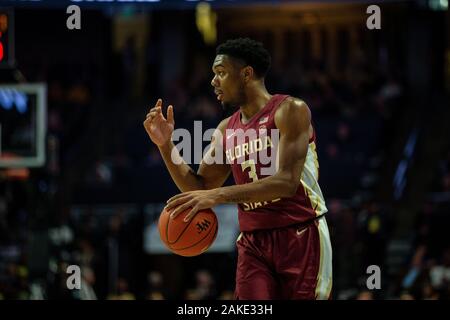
[166, 210, 200, 245]
[204, 223, 219, 251]
[174, 223, 218, 253]
[198, 223, 219, 253]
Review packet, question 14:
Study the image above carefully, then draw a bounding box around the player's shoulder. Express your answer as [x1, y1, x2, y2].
[275, 96, 311, 123]
[279, 96, 310, 113]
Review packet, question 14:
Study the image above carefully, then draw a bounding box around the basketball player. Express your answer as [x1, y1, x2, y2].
[143, 38, 332, 300]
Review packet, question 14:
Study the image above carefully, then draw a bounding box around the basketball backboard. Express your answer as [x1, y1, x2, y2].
[0, 83, 47, 168]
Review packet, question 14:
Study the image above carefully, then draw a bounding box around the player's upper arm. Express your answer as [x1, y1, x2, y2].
[197, 117, 231, 190]
[274, 98, 312, 194]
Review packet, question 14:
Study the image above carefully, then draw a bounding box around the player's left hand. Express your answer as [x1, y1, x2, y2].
[165, 190, 220, 222]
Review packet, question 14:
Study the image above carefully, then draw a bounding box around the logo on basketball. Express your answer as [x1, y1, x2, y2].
[196, 219, 211, 234]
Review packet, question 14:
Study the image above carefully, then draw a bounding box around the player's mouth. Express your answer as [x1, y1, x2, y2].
[215, 90, 224, 101]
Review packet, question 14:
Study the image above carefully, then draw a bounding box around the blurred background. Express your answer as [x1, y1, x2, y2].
[0, 0, 449, 300]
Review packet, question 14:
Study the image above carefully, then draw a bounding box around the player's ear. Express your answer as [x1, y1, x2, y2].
[242, 66, 253, 82]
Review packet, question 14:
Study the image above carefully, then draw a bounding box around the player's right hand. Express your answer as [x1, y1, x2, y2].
[143, 99, 175, 147]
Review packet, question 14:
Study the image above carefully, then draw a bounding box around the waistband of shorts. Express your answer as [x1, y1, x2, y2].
[288, 213, 326, 231]
[243, 213, 326, 234]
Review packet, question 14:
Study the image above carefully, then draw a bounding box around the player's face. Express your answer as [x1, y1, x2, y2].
[211, 54, 246, 111]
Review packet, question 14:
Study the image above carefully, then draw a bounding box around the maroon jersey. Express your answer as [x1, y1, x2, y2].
[224, 94, 328, 232]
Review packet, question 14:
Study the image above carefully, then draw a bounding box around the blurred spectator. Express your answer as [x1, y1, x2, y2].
[356, 290, 374, 300]
[421, 281, 439, 300]
[218, 290, 234, 300]
[399, 291, 415, 300]
[107, 278, 135, 300]
[146, 271, 166, 300]
[429, 248, 450, 293]
[357, 201, 390, 273]
[79, 267, 97, 300]
[185, 270, 217, 300]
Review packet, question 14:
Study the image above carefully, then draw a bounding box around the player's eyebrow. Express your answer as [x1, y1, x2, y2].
[212, 64, 225, 71]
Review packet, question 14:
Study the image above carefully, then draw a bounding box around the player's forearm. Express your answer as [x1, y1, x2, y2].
[158, 141, 205, 192]
[215, 173, 298, 204]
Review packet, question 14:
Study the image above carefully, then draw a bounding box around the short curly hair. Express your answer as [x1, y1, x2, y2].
[216, 38, 271, 78]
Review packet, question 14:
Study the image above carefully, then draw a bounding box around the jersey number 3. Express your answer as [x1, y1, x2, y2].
[241, 159, 258, 182]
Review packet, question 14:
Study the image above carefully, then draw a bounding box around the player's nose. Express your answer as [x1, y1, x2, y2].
[211, 75, 219, 88]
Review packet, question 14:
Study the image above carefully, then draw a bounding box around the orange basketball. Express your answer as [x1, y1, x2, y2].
[158, 207, 218, 257]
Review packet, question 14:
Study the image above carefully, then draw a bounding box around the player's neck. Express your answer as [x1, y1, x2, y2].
[240, 87, 272, 123]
